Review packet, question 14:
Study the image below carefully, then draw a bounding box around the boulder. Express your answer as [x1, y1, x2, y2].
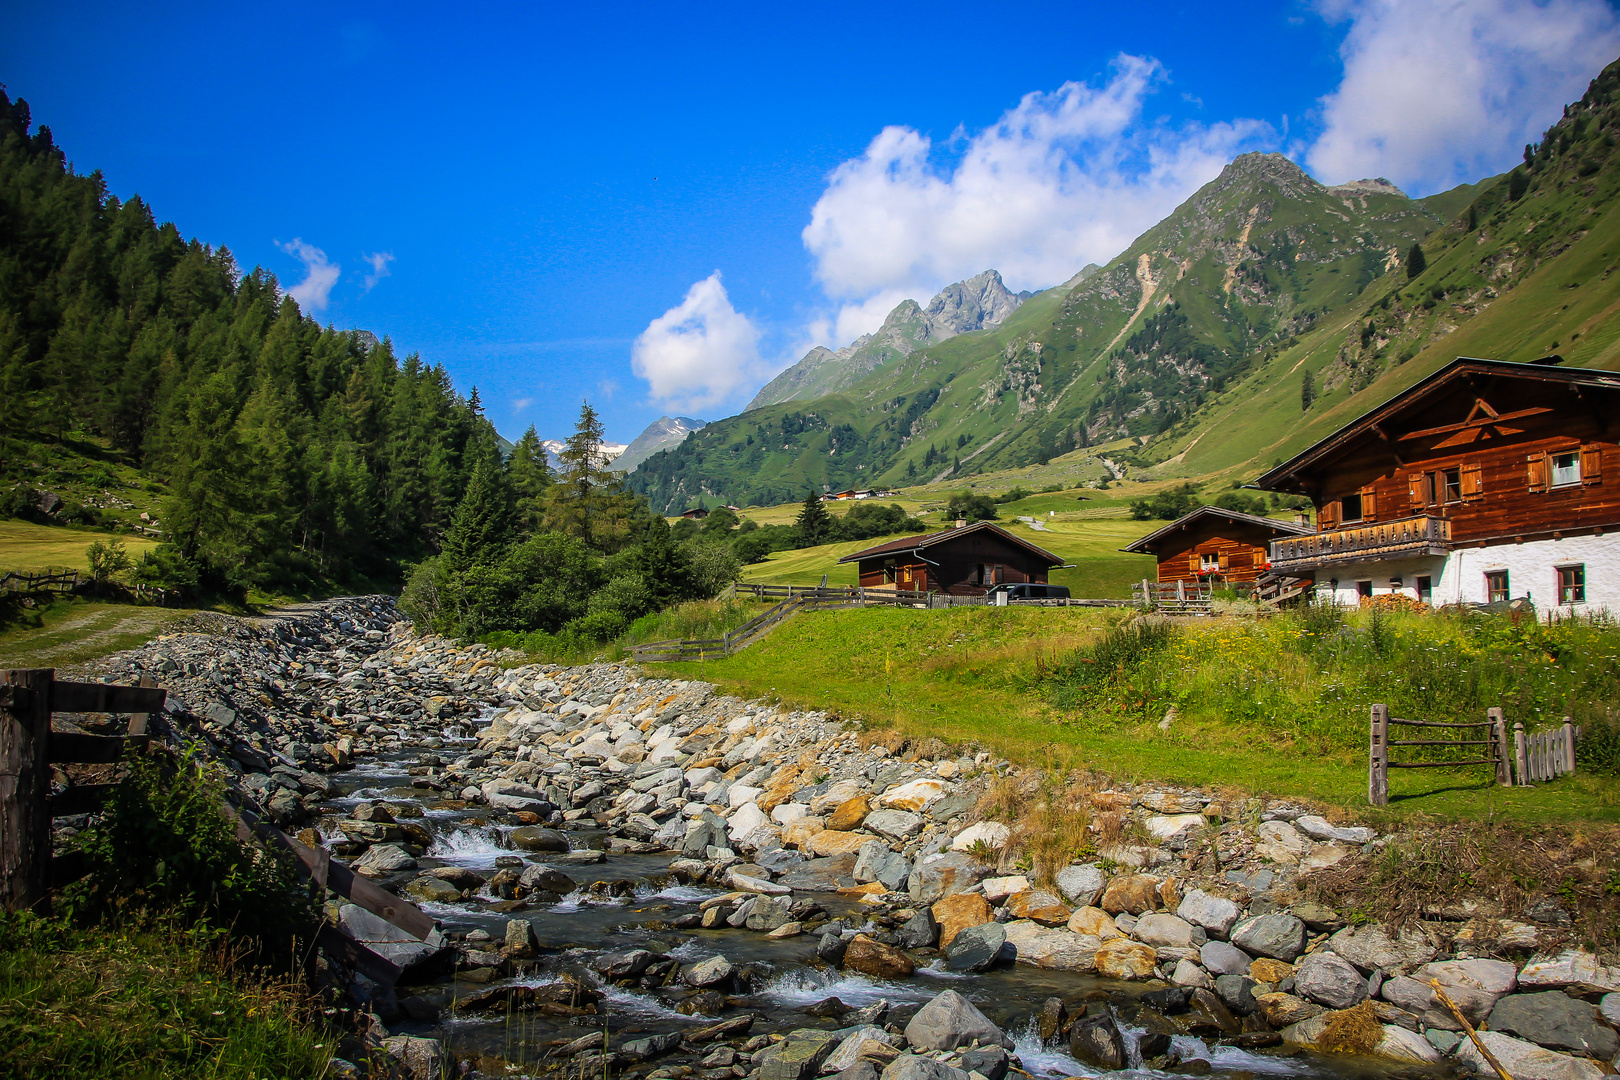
[1133, 913, 1204, 950]
[1004, 889, 1072, 926]
[1185, 987, 1241, 1034]
[1230, 912, 1307, 962]
[621, 1032, 682, 1061]
[1380, 974, 1494, 1029]
[1177, 889, 1241, 939]
[1301, 842, 1353, 872]
[509, 826, 570, 852]
[1293, 814, 1374, 843]
[956, 1047, 1008, 1080]
[1095, 938, 1157, 980]
[1326, 924, 1436, 972]
[1281, 1009, 1442, 1064]
[1419, 958, 1518, 997]
[1002, 920, 1100, 971]
[1067, 906, 1123, 940]
[731, 871, 791, 895]
[778, 852, 859, 892]
[1099, 874, 1160, 915]
[843, 934, 914, 978]
[895, 908, 938, 949]
[683, 810, 728, 857]
[1254, 820, 1310, 864]
[1054, 863, 1107, 907]
[518, 865, 577, 894]
[811, 780, 866, 814]
[1518, 949, 1620, 994]
[932, 893, 993, 951]
[950, 821, 1010, 852]
[826, 796, 871, 831]
[1171, 959, 1214, 990]
[403, 876, 462, 904]
[596, 949, 657, 978]
[1068, 1012, 1126, 1070]
[878, 779, 948, 811]
[1455, 1030, 1608, 1080]
[1487, 992, 1618, 1058]
[864, 809, 924, 841]
[1293, 949, 1371, 1010]
[1213, 973, 1257, 1015]
[879, 1056, 971, 1080]
[1144, 813, 1206, 841]
[383, 1035, 449, 1080]
[903, 988, 1011, 1051]
[1250, 957, 1295, 983]
[684, 955, 735, 988]
[809, 830, 873, 857]
[728, 802, 771, 842]
[944, 922, 1006, 972]
[823, 1027, 897, 1074]
[853, 841, 911, 892]
[1200, 941, 1252, 976]
[758, 1030, 843, 1080]
[981, 875, 1031, 902]
[353, 844, 416, 876]
[745, 895, 793, 932]
[1254, 991, 1324, 1029]
[908, 852, 987, 904]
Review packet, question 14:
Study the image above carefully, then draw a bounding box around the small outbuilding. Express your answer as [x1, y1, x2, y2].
[837, 521, 1064, 595]
[1121, 505, 1313, 586]
[679, 507, 710, 519]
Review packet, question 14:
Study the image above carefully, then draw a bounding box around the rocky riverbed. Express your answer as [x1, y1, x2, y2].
[60, 597, 1620, 1080]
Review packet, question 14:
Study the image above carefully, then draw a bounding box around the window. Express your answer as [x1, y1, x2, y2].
[1426, 468, 1462, 504]
[1341, 493, 1363, 522]
[1551, 452, 1582, 487]
[1356, 580, 1374, 601]
[1485, 570, 1510, 604]
[1415, 575, 1433, 604]
[1557, 565, 1586, 605]
[1200, 552, 1220, 572]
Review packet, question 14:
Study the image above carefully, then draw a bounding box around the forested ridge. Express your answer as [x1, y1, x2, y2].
[0, 88, 497, 591]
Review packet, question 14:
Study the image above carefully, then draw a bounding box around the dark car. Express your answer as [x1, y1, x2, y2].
[986, 582, 1070, 601]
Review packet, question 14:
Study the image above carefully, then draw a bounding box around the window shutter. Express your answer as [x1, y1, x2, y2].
[1188, 553, 1201, 575]
[1361, 485, 1378, 522]
[1527, 451, 1548, 492]
[1460, 462, 1484, 502]
[1318, 501, 1339, 529]
[1218, 550, 1230, 571]
[1408, 474, 1426, 510]
[1581, 444, 1603, 485]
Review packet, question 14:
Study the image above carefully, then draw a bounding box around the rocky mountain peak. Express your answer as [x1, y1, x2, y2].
[1328, 177, 1408, 198]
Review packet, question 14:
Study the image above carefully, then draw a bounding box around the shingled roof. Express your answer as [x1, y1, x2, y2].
[837, 520, 1064, 566]
[1121, 505, 1313, 555]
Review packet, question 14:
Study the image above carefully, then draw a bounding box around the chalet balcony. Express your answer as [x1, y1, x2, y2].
[1269, 514, 1452, 573]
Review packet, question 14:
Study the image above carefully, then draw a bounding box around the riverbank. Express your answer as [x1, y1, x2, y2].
[46, 599, 1620, 1079]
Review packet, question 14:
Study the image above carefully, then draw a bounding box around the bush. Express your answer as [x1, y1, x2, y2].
[128, 544, 201, 594]
[1130, 483, 1202, 520]
[946, 492, 999, 522]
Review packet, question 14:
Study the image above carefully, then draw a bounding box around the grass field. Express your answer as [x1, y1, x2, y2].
[661, 605, 1620, 824]
[0, 520, 161, 574]
[0, 599, 197, 670]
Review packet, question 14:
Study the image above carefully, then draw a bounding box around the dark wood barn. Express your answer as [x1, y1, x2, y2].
[837, 522, 1064, 595]
[1121, 505, 1314, 586]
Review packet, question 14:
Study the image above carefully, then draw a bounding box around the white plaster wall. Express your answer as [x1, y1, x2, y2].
[1308, 533, 1620, 614]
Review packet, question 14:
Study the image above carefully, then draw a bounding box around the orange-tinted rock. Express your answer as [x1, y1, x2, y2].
[826, 796, 871, 832]
[1250, 958, 1295, 983]
[1100, 874, 1161, 915]
[1005, 889, 1074, 927]
[843, 934, 914, 978]
[1158, 876, 1181, 910]
[1095, 938, 1157, 980]
[932, 893, 993, 950]
[807, 830, 871, 857]
[1067, 906, 1124, 940]
[782, 818, 826, 848]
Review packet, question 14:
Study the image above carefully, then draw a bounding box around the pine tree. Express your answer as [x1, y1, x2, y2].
[1301, 370, 1316, 412]
[441, 454, 515, 574]
[793, 489, 832, 548]
[1405, 243, 1427, 280]
[508, 425, 552, 534]
[544, 401, 619, 548]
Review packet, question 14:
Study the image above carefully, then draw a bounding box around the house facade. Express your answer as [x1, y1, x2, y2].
[1121, 505, 1314, 586]
[837, 521, 1064, 595]
[1253, 357, 1620, 613]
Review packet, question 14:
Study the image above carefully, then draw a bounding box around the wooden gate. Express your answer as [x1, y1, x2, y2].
[1367, 703, 1512, 806]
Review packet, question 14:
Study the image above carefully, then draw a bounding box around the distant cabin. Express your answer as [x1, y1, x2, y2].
[838, 521, 1064, 595]
[680, 507, 709, 519]
[828, 489, 879, 500]
[1122, 506, 1313, 586]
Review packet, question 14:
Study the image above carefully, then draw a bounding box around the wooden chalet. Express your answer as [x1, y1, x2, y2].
[1253, 356, 1620, 611]
[1121, 505, 1314, 586]
[679, 507, 710, 519]
[837, 521, 1064, 595]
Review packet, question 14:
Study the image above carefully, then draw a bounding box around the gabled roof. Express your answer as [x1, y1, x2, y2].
[836, 520, 1064, 566]
[1120, 505, 1314, 555]
[1254, 357, 1620, 494]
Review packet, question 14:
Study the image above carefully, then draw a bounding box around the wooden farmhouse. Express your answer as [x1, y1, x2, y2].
[1254, 356, 1620, 612]
[1121, 505, 1314, 586]
[679, 507, 710, 520]
[838, 521, 1064, 595]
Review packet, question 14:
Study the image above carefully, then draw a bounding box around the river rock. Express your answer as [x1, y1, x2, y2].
[729, 802, 771, 842]
[826, 796, 870, 831]
[809, 831, 871, 857]
[1002, 920, 1100, 971]
[383, 1035, 449, 1080]
[746, 895, 792, 932]
[1100, 874, 1160, 915]
[1095, 938, 1156, 979]
[1068, 1012, 1126, 1070]
[1254, 820, 1310, 864]
[823, 1027, 896, 1073]
[895, 908, 938, 949]
[684, 955, 734, 988]
[1133, 913, 1204, 949]
[1455, 1030, 1608, 1080]
[778, 852, 859, 892]
[1599, 991, 1618, 1025]
[844, 934, 914, 978]
[905, 988, 1011, 1051]
[1171, 959, 1213, 989]
[1201, 940, 1252, 976]
[879, 1056, 970, 1080]
[596, 948, 657, 978]
[854, 841, 911, 891]
[1254, 991, 1324, 1028]
[518, 865, 576, 894]
[353, 843, 416, 876]
[1293, 815, 1375, 843]
[759, 1029, 843, 1080]
[1293, 949, 1370, 1009]
[1067, 906, 1123, 939]
[731, 871, 790, 895]
[1327, 924, 1435, 972]
[811, 780, 865, 814]
[1518, 949, 1620, 993]
[1213, 973, 1257, 1015]
[864, 809, 924, 840]
[950, 821, 1010, 852]
[1487, 992, 1618, 1058]
[878, 779, 948, 811]
[1055, 863, 1106, 907]
[1420, 957, 1518, 996]
[509, 826, 570, 852]
[1380, 975, 1493, 1029]
[944, 921, 1005, 972]
[1005, 889, 1072, 926]
[932, 893, 993, 950]
[981, 875, 1030, 902]
[957, 1047, 1008, 1080]
[404, 875, 462, 903]
[1178, 889, 1241, 938]
[1230, 912, 1306, 961]
[908, 851, 987, 904]
[1144, 813, 1206, 841]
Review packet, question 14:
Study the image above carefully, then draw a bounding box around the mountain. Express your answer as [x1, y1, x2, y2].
[746, 269, 1034, 409]
[614, 415, 706, 473]
[539, 438, 628, 472]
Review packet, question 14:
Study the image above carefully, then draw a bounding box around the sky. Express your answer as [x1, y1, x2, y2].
[6, 0, 1619, 444]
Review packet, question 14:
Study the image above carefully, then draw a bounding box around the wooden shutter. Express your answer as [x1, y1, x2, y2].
[1318, 501, 1339, 529]
[1527, 450, 1548, 492]
[1218, 550, 1230, 571]
[1460, 462, 1484, 502]
[1581, 444, 1603, 485]
[1408, 474, 1426, 510]
[1188, 553, 1201, 575]
[1361, 485, 1378, 522]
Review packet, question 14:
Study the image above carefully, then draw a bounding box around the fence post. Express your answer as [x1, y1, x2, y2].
[1, 669, 54, 912]
[1368, 703, 1388, 806]
[1561, 717, 1576, 776]
[1489, 707, 1511, 787]
[1513, 721, 1529, 785]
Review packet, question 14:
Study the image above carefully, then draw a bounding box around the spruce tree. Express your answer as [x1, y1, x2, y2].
[793, 489, 832, 548]
[545, 401, 618, 548]
[441, 454, 515, 574]
[1405, 243, 1427, 280]
[1301, 370, 1315, 411]
[508, 425, 552, 534]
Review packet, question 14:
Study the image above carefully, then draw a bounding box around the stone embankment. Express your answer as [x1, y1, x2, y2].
[68, 598, 1620, 1080]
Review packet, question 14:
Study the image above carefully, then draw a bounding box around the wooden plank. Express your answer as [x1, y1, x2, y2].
[1490, 708, 1511, 787]
[1387, 739, 1492, 747]
[1389, 759, 1498, 768]
[1386, 718, 1491, 728]
[50, 681, 167, 715]
[2, 669, 53, 912]
[317, 923, 405, 985]
[47, 783, 121, 815]
[1514, 721, 1530, 785]
[1368, 704, 1388, 807]
[48, 732, 150, 764]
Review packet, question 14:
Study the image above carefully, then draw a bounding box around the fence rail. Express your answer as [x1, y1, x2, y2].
[0, 569, 81, 595]
[1133, 579, 1213, 614]
[1, 668, 435, 987]
[1368, 703, 1581, 804]
[1272, 514, 1451, 573]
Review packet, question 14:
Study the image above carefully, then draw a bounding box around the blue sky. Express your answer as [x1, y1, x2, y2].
[6, 1, 1618, 443]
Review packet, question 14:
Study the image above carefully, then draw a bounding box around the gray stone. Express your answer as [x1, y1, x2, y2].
[878, 1056, 971, 1080]
[957, 1047, 1008, 1080]
[508, 826, 570, 852]
[382, 1035, 448, 1080]
[944, 922, 1006, 972]
[683, 809, 728, 857]
[1327, 924, 1437, 972]
[1455, 1030, 1608, 1080]
[822, 1026, 895, 1073]
[746, 895, 792, 932]
[1177, 890, 1241, 939]
[684, 955, 735, 988]
[1418, 958, 1519, 997]
[1133, 913, 1205, 949]
[1600, 991, 1619, 1026]
[778, 853, 860, 892]
[353, 843, 415, 875]
[759, 1030, 843, 1080]
[1380, 975, 1473, 1030]
[1425, 1029, 1462, 1054]
[1171, 959, 1213, 989]
[835, 1064, 880, 1080]
[595, 948, 657, 978]
[903, 988, 1011, 1051]
[864, 809, 924, 840]
[402, 875, 461, 903]
[621, 1032, 683, 1061]
[1293, 814, 1375, 844]
[1055, 863, 1107, 907]
[1067, 1012, 1126, 1070]
[854, 841, 912, 892]
[907, 851, 987, 905]
[1293, 949, 1371, 1010]
[1230, 912, 1307, 962]
[1200, 940, 1253, 976]
[895, 908, 938, 950]
[1214, 974, 1257, 1016]
[337, 904, 447, 978]
[1487, 992, 1619, 1058]
[518, 864, 576, 894]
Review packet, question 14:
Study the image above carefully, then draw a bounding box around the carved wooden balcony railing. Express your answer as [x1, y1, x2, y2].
[1270, 514, 1451, 572]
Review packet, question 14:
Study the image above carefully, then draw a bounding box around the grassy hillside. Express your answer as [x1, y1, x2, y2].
[0, 520, 161, 574]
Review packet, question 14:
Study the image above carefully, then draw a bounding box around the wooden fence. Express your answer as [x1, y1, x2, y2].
[0, 569, 81, 595]
[1133, 579, 1213, 614]
[1368, 703, 1581, 805]
[1, 668, 435, 987]
[630, 587, 931, 661]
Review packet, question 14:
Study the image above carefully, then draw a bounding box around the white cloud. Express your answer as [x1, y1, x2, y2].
[361, 251, 394, 292]
[1307, 0, 1620, 193]
[632, 273, 766, 411]
[277, 239, 340, 311]
[512, 397, 534, 411]
[802, 54, 1273, 322]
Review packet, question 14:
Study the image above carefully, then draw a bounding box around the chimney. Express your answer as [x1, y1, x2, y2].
[1294, 513, 1309, 527]
[955, 518, 967, 529]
